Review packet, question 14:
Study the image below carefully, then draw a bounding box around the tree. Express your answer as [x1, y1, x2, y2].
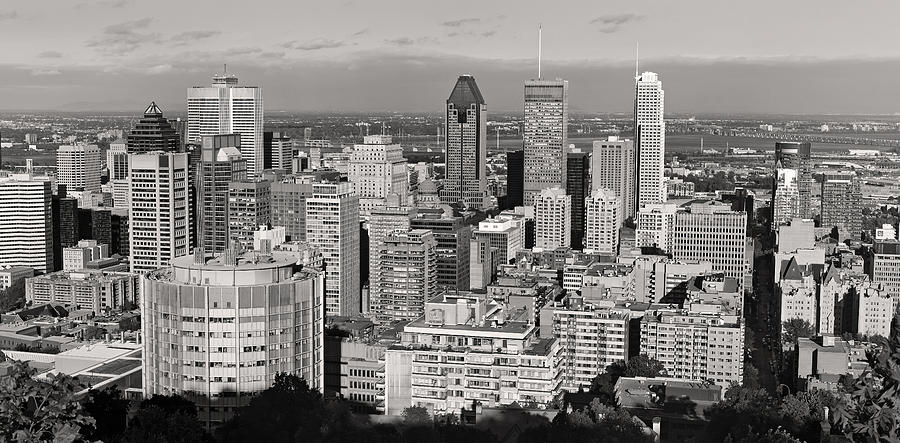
[519, 398, 653, 443]
[402, 406, 432, 425]
[123, 402, 209, 443]
[0, 361, 95, 442]
[82, 386, 129, 442]
[834, 332, 900, 442]
[781, 318, 814, 344]
[742, 362, 760, 390]
[590, 355, 667, 399]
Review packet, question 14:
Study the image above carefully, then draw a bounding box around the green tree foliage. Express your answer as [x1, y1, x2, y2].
[402, 406, 432, 425]
[589, 355, 667, 401]
[0, 361, 94, 442]
[0, 278, 26, 312]
[781, 318, 814, 344]
[833, 333, 900, 442]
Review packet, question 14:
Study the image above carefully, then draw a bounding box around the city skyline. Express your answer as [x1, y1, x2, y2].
[1, 0, 900, 114]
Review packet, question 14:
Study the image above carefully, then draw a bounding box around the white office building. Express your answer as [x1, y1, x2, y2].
[584, 188, 620, 255]
[523, 79, 568, 206]
[57, 144, 102, 193]
[634, 72, 665, 208]
[306, 182, 361, 316]
[535, 187, 571, 250]
[348, 135, 409, 217]
[0, 174, 54, 273]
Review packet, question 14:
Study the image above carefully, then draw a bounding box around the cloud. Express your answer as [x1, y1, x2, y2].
[170, 30, 221, 46]
[441, 18, 480, 27]
[282, 38, 350, 51]
[384, 37, 437, 47]
[352, 28, 369, 37]
[75, 0, 131, 9]
[31, 68, 61, 76]
[87, 18, 161, 55]
[37, 51, 63, 58]
[590, 13, 643, 33]
[0, 10, 17, 20]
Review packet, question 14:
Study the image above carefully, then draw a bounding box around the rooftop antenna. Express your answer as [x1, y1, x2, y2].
[538, 24, 542, 80]
[224, 63, 227, 74]
[634, 42, 639, 81]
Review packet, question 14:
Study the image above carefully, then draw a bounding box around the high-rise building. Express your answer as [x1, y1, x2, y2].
[128, 152, 191, 273]
[473, 216, 525, 266]
[196, 135, 247, 254]
[367, 205, 416, 312]
[672, 202, 750, 292]
[640, 303, 744, 387]
[774, 142, 813, 220]
[870, 241, 900, 309]
[411, 209, 471, 291]
[270, 181, 313, 242]
[187, 73, 264, 175]
[634, 72, 665, 208]
[227, 180, 271, 251]
[107, 140, 128, 180]
[57, 145, 102, 193]
[0, 174, 54, 273]
[772, 168, 800, 227]
[636, 203, 678, 253]
[125, 102, 179, 154]
[523, 79, 568, 206]
[535, 187, 571, 250]
[262, 131, 293, 171]
[306, 182, 360, 316]
[566, 149, 590, 249]
[440, 75, 488, 210]
[584, 188, 620, 255]
[371, 229, 437, 325]
[821, 171, 862, 238]
[504, 149, 524, 210]
[52, 189, 78, 270]
[591, 136, 635, 221]
[348, 135, 409, 217]
[142, 250, 324, 426]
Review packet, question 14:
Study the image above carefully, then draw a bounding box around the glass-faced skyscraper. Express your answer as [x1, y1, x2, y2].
[126, 102, 179, 154]
[635, 72, 665, 209]
[187, 73, 264, 176]
[440, 75, 488, 210]
[523, 79, 568, 206]
[774, 141, 813, 221]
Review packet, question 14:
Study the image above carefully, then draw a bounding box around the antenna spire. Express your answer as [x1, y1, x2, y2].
[224, 63, 227, 74]
[538, 24, 542, 80]
[634, 42, 639, 81]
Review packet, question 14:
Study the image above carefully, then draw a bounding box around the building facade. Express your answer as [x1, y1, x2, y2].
[348, 135, 409, 216]
[584, 188, 620, 255]
[535, 187, 571, 250]
[523, 79, 568, 206]
[441, 75, 488, 210]
[57, 145, 102, 193]
[227, 180, 271, 251]
[306, 183, 361, 316]
[566, 150, 591, 250]
[27, 269, 138, 312]
[820, 171, 862, 238]
[634, 72, 665, 208]
[126, 102, 179, 154]
[591, 136, 635, 221]
[196, 134, 247, 254]
[0, 174, 54, 273]
[371, 229, 437, 326]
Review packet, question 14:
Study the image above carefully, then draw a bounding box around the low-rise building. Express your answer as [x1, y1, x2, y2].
[26, 270, 139, 313]
[0, 267, 34, 290]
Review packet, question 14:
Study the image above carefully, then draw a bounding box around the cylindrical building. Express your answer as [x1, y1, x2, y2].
[141, 250, 324, 425]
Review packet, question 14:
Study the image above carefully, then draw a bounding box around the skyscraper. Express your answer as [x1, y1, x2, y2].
[107, 140, 128, 180]
[411, 209, 471, 291]
[584, 188, 621, 255]
[57, 145, 102, 193]
[348, 135, 409, 216]
[196, 134, 247, 254]
[440, 75, 488, 210]
[566, 149, 590, 249]
[128, 152, 191, 273]
[371, 229, 437, 326]
[125, 102, 179, 154]
[270, 181, 313, 242]
[535, 187, 571, 250]
[772, 168, 801, 227]
[0, 174, 54, 273]
[523, 79, 568, 206]
[306, 182, 361, 316]
[592, 136, 635, 221]
[505, 149, 524, 209]
[262, 131, 293, 171]
[227, 180, 271, 251]
[673, 202, 750, 292]
[367, 204, 416, 313]
[774, 141, 813, 221]
[634, 72, 665, 208]
[636, 203, 678, 253]
[821, 171, 862, 238]
[187, 73, 264, 175]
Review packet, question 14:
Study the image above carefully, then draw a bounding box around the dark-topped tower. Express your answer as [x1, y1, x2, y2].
[440, 75, 488, 210]
[126, 102, 179, 154]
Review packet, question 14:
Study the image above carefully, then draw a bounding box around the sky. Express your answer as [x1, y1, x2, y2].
[1, 0, 900, 115]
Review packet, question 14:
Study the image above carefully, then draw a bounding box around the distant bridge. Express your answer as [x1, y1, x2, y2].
[728, 130, 900, 149]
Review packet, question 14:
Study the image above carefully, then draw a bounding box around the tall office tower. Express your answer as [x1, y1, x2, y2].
[306, 182, 361, 316]
[348, 135, 409, 216]
[635, 203, 678, 253]
[367, 205, 416, 311]
[57, 145, 102, 193]
[142, 250, 324, 426]
[169, 117, 187, 151]
[262, 131, 293, 171]
[566, 149, 590, 249]
[77, 207, 112, 246]
[871, 241, 900, 309]
[52, 188, 79, 270]
[187, 73, 264, 175]
[196, 135, 247, 254]
[0, 174, 54, 273]
[634, 72, 666, 208]
[271, 181, 313, 242]
[125, 102, 179, 154]
[821, 171, 862, 238]
[110, 209, 129, 256]
[584, 188, 621, 255]
[540, 296, 630, 392]
[371, 229, 436, 325]
[641, 304, 744, 387]
[523, 79, 568, 206]
[473, 216, 525, 266]
[227, 180, 271, 251]
[592, 137, 636, 221]
[772, 168, 800, 227]
[128, 152, 190, 273]
[673, 202, 750, 292]
[505, 149, 524, 209]
[774, 141, 813, 220]
[535, 187, 571, 250]
[440, 75, 488, 210]
[411, 209, 471, 291]
[107, 140, 128, 180]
